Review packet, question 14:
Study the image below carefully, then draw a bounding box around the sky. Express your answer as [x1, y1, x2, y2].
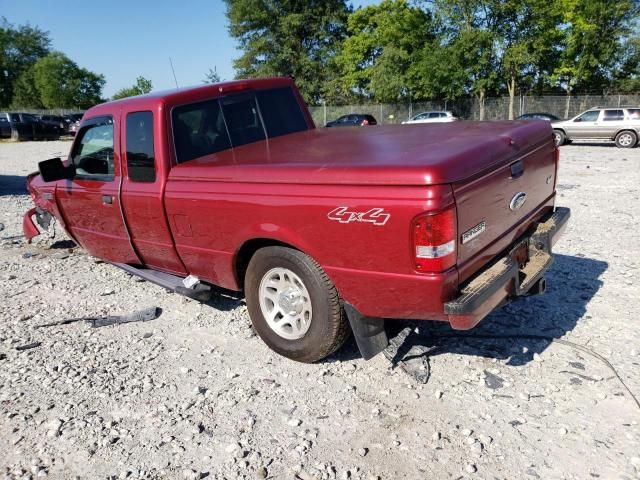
[2, 0, 380, 98]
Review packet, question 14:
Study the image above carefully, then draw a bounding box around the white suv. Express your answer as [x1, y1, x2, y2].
[552, 107, 640, 148]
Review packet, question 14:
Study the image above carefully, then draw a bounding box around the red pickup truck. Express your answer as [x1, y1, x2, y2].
[24, 77, 570, 363]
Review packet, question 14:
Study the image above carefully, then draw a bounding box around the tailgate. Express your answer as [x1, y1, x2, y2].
[453, 138, 557, 271]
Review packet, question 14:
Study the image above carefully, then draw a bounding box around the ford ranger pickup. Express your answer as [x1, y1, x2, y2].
[24, 77, 570, 363]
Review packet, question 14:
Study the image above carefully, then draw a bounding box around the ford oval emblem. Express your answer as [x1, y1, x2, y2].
[509, 192, 527, 211]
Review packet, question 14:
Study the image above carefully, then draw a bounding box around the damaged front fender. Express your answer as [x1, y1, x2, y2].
[23, 208, 39, 243]
[23, 207, 53, 243]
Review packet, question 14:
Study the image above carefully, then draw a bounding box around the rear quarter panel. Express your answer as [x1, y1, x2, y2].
[164, 179, 456, 318]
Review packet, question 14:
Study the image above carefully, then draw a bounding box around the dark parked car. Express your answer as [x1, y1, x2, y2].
[39, 114, 67, 134]
[0, 114, 11, 138]
[0, 112, 60, 140]
[516, 112, 561, 122]
[325, 114, 377, 127]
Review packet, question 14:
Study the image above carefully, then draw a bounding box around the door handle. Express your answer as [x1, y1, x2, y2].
[102, 195, 113, 204]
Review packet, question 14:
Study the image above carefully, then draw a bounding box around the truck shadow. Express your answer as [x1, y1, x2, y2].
[330, 253, 608, 367]
[0, 175, 28, 196]
[204, 286, 245, 312]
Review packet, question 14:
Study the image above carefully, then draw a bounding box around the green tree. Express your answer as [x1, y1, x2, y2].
[11, 67, 43, 108]
[409, 42, 468, 101]
[495, 0, 564, 118]
[614, 35, 640, 92]
[112, 76, 153, 100]
[431, 0, 500, 119]
[337, 0, 435, 103]
[0, 18, 51, 108]
[203, 67, 222, 83]
[225, 0, 351, 104]
[13, 52, 105, 109]
[553, 0, 638, 116]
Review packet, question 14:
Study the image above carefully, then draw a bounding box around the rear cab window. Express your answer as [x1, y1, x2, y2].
[221, 94, 266, 146]
[172, 86, 308, 164]
[255, 87, 307, 137]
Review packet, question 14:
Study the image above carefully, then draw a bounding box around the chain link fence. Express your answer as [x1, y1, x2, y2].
[309, 94, 640, 126]
[5, 108, 85, 116]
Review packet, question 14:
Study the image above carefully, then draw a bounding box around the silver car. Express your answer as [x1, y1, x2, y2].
[552, 107, 640, 148]
[402, 111, 459, 124]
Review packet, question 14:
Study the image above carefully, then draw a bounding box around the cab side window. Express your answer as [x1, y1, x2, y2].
[126, 111, 156, 182]
[72, 116, 114, 179]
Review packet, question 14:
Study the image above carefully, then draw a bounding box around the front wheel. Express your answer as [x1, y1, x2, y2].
[553, 130, 566, 146]
[244, 246, 350, 363]
[615, 130, 638, 148]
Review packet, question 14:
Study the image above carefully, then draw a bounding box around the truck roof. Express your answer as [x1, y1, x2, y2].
[85, 77, 297, 116]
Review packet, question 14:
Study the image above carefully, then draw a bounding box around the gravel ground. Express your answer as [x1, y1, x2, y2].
[0, 139, 639, 480]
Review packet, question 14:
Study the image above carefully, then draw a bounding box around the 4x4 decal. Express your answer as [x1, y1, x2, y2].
[327, 207, 390, 226]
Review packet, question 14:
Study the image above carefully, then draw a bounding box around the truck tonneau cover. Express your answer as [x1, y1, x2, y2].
[169, 121, 553, 186]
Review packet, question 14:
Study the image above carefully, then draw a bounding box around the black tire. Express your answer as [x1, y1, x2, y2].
[553, 129, 566, 146]
[615, 130, 638, 148]
[245, 246, 350, 363]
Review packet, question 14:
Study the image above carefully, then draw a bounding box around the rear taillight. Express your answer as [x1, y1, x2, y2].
[361, 119, 369, 126]
[412, 207, 457, 272]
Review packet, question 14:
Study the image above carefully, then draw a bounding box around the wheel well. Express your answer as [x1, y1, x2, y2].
[235, 238, 299, 288]
[615, 129, 637, 137]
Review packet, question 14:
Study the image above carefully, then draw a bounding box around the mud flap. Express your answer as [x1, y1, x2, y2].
[344, 303, 388, 360]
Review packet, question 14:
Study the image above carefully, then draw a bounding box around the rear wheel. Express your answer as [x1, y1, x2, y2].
[553, 130, 566, 146]
[615, 130, 638, 148]
[244, 246, 350, 363]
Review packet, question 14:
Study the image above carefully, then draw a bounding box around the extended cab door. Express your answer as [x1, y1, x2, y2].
[120, 108, 187, 275]
[55, 115, 140, 264]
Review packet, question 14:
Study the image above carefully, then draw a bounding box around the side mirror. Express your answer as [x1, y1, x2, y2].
[38, 157, 75, 182]
[573, 118, 582, 123]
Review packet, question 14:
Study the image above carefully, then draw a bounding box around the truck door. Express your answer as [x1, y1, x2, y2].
[120, 108, 187, 275]
[56, 115, 140, 264]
